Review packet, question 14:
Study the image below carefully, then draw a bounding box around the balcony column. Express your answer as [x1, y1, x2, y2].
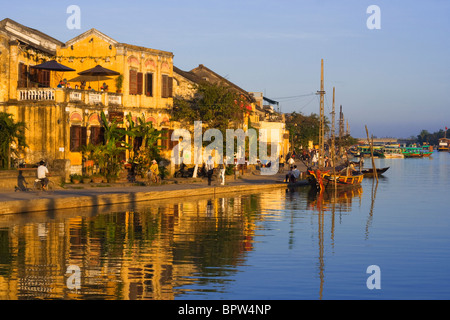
[8, 40, 19, 100]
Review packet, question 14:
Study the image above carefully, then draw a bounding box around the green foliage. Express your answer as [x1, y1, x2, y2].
[126, 113, 163, 176]
[82, 112, 164, 179]
[285, 112, 329, 152]
[0, 112, 27, 169]
[416, 128, 449, 145]
[171, 82, 246, 134]
[115, 74, 123, 91]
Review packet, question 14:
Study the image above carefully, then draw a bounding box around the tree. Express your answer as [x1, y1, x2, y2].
[0, 112, 27, 169]
[285, 112, 329, 152]
[171, 82, 247, 134]
[126, 113, 164, 177]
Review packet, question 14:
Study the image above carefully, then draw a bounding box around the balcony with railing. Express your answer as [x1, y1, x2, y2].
[17, 87, 122, 106]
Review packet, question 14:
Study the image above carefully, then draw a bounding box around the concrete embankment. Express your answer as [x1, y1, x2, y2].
[0, 171, 309, 215]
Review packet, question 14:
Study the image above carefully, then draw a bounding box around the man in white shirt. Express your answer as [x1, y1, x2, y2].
[288, 157, 295, 166]
[37, 161, 49, 189]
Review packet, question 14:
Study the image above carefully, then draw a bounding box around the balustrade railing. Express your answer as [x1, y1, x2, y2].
[17, 88, 122, 106]
[18, 88, 55, 101]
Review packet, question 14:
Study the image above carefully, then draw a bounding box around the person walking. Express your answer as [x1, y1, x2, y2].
[206, 155, 214, 186]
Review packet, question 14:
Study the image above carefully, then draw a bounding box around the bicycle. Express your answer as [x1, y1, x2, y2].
[147, 171, 161, 184]
[33, 179, 55, 192]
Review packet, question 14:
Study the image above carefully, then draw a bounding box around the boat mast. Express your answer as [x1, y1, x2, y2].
[331, 87, 337, 190]
[317, 59, 326, 168]
[331, 87, 336, 167]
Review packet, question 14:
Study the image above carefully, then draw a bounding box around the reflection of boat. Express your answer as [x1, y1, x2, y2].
[307, 168, 364, 192]
[360, 167, 389, 177]
[307, 185, 363, 212]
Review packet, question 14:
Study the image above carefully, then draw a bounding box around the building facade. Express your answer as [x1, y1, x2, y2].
[0, 19, 175, 177]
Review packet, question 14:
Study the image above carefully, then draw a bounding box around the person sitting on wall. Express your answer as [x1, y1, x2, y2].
[285, 166, 294, 182]
[285, 165, 301, 183]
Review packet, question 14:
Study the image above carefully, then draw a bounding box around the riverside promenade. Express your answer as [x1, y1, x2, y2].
[0, 162, 309, 215]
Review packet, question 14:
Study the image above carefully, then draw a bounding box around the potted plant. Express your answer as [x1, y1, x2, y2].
[70, 174, 82, 184]
[91, 173, 104, 183]
[106, 174, 118, 183]
[115, 74, 123, 93]
[81, 175, 91, 184]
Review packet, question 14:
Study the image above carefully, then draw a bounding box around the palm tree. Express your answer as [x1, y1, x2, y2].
[0, 112, 27, 169]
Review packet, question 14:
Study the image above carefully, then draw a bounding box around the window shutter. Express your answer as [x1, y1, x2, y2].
[70, 126, 88, 151]
[168, 77, 173, 98]
[42, 70, 50, 87]
[18, 63, 28, 88]
[129, 69, 137, 94]
[81, 127, 87, 147]
[70, 126, 80, 151]
[137, 72, 143, 95]
[161, 74, 168, 98]
[146, 73, 153, 96]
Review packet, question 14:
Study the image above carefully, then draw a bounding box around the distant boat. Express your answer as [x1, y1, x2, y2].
[438, 138, 450, 152]
[421, 144, 433, 157]
[401, 147, 424, 158]
[383, 145, 404, 158]
[360, 167, 389, 177]
[357, 145, 385, 158]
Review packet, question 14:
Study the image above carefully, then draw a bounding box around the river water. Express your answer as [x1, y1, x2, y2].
[0, 152, 449, 300]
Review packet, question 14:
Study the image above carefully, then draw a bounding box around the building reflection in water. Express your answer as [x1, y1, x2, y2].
[0, 186, 371, 300]
[0, 191, 281, 300]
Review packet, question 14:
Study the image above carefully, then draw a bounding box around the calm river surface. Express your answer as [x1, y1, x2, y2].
[0, 152, 449, 300]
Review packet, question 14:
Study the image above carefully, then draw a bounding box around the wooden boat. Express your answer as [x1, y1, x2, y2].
[357, 145, 385, 158]
[401, 147, 424, 158]
[307, 168, 364, 192]
[360, 167, 389, 177]
[382, 145, 404, 158]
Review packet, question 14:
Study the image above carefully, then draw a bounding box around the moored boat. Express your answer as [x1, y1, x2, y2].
[401, 146, 424, 158]
[438, 138, 450, 152]
[307, 168, 364, 192]
[382, 145, 404, 158]
[357, 145, 385, 158]
[421, 144, 433, 157]
[360, 167, 389, 177]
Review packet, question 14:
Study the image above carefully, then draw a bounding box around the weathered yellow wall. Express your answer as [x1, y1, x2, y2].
[0, 103, 68, 165]
[56, 33, 118, 91]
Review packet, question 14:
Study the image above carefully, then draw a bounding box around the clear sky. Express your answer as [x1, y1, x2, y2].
[3, 0, 449, 138]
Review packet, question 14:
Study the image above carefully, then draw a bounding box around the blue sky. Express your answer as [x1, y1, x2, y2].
[3, 0, 449, 138]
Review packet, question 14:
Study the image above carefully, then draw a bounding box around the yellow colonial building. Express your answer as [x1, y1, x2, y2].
[0, 18, 175, 177]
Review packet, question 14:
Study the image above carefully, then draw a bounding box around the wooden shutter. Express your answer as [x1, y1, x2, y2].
[145, 73, 153, 96]
[168, 76, 173, 98]
[70, 126, 87, 151]
[18, 63, 27, 88]
[129, 69, 137, 94]
[161, 74, 168, 98]
[81, 127, 87, 147]
[38, 70, 50, 87]
[70, 126, 80, 151]
[137, 72, 143, 95]
[90, 126, 105, 145]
